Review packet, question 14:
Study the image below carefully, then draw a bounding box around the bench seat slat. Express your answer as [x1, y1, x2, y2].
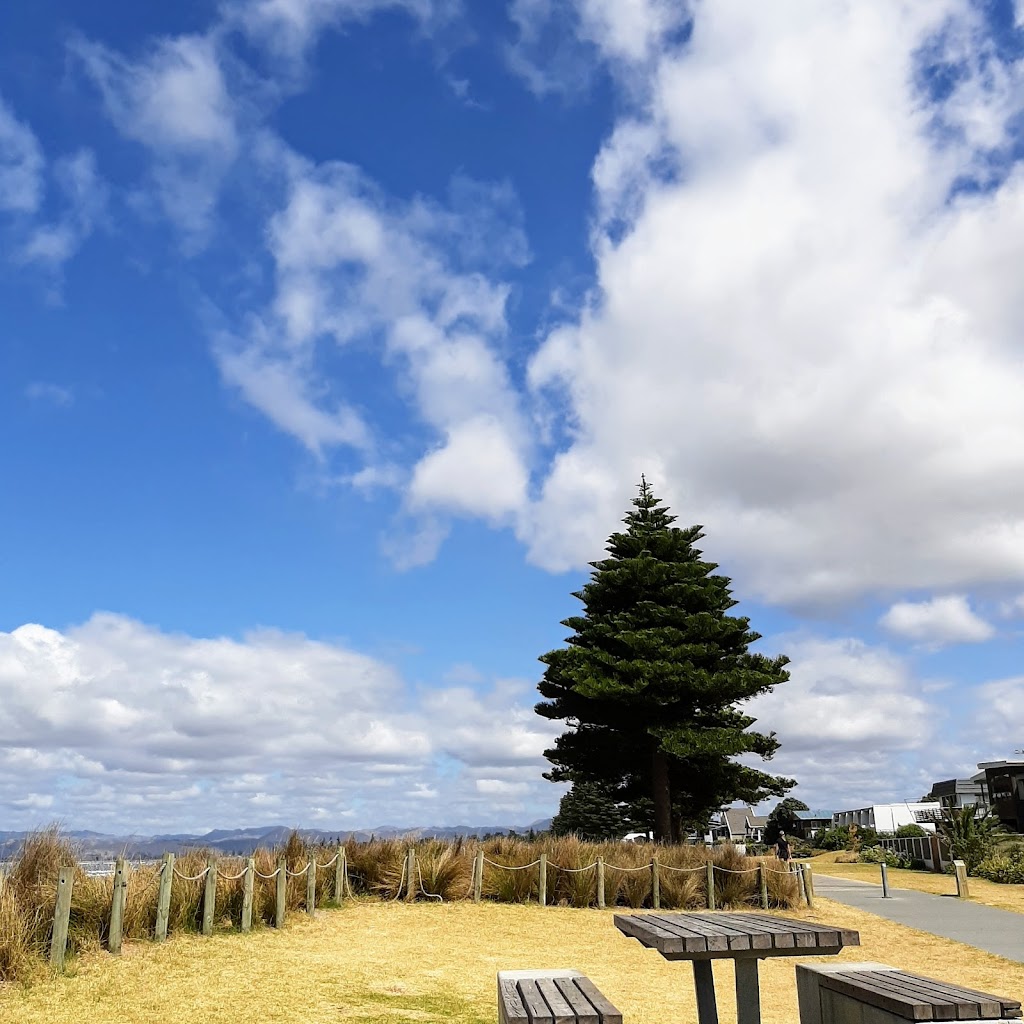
[822, 969, 1020, 1022]
[553, 977, 599, 1024]
[497, 971, 621, 1024]
[575, 976, 623, 1024]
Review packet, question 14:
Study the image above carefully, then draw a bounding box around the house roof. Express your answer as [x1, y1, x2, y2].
[720, 807, 767, 834]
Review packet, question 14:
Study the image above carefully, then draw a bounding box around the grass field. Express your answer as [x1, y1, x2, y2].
[2, 896, 1022, 1024]
[808, 852, 1024, 914]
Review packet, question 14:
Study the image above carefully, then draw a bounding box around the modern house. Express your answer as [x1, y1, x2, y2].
[831, 801, 942, 834]
[927, 774, 988, 814]
[713, 806, 769, 843]
[977, 760, 1024, 833]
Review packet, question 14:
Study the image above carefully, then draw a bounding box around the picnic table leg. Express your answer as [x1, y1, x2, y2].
[692, 961, 719, 1024]
[734, 959, 761, 1024]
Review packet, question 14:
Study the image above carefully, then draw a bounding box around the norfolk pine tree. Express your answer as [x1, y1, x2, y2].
[535, 479, 794, 842]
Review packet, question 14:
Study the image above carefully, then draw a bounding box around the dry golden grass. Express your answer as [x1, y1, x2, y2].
[2, 895, 1021, 1024]
[809, 852, 1024, 914]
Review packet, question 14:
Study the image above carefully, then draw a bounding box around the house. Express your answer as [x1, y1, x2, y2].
[831, 801, 942, 834]
[713, 806, 768, 843]
[791, 809, 835, 839]
[927, 774, 988, 814]
[977, 759, 1024, 833]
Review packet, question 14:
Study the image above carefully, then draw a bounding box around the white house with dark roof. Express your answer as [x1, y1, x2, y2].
[713, 806, 769, 843]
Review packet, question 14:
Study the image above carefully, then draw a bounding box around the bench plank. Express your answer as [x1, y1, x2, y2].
[537, 979, 577, 1024]
[554, 977, 599, 1024]
[575, 976, 623, 1024]
[518, 980, 555, 1024]
[821, 970, 1020, 1022]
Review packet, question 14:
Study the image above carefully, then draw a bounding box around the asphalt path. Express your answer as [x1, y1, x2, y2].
[813, 872, 1024, 962]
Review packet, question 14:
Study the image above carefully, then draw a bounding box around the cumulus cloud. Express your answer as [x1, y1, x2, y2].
[0, 614, 560, 832]
[746, 635, 939, 808]
[970, 674, 1024, 751]
[880, 595, 995, 647]
[513, 1, 1024, 609]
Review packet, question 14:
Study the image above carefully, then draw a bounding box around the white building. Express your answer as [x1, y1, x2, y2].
[832, 801, 942, 834]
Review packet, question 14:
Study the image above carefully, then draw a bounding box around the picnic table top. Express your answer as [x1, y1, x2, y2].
[614, 912, 861, 960]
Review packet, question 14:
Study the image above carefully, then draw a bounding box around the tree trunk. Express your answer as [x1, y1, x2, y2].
[652, 748, 673, 843]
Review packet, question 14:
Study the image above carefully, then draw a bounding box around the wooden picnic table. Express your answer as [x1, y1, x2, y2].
[615, 912, 861, 1024]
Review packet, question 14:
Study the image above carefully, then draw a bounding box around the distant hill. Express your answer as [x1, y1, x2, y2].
[0, 819, 554, 860]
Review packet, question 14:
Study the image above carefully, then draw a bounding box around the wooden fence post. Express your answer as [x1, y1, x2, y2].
[651, 858, 660, 910]
[596, 857, 605, 910]
[109, 857, 128, 954]
[202, 857, 217, 936]
[155, 853, 174, 942]
[758, 863, 768, 909]
[241, 858, 254, 932]
[334, 847, 345, 903]
[307, 859, 317, 915]
[49, 866, 74, 971]
[275, 857, 287, 928]
[706, 860, 716, 910]
[473, 851, 483, 903]
[795, 862, 808, 904]
[538, 853, 547, 907]
[405, 849, 416, 901]
[953, 860, 970, 898]
[802, 864, 814, 908]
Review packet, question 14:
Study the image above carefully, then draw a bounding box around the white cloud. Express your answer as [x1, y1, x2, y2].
[0, 96, 44, 214]
[747, 635, 939, 809]
[0, 614, 560, 832]
[515, 1, 1024, 607]
[220, 155, 532, 556]
[880, 595, 995, 647]
[970, 674, 1024, 751]
[999, 594, 1024, 618]
[25, 382, 74, 407]
[229, 0, 441, 71]
[73, 32, 240, 239]
[0, 96, 106, 276]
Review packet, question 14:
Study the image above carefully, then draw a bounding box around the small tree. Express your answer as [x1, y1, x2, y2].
[764, 797, 809, 845]
[551, 781, 627, 840]
[537, 479, 794, 842]
[938, 806, 1003, 873]
[894, 824, 928, 838]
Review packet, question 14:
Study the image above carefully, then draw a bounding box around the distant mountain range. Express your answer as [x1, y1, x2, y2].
[0, 820, 554, 860]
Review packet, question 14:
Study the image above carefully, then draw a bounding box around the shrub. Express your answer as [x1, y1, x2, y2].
[975, 845, 1024, 884]
[814, 826, 854, 851]
[858, 846, 911, 869]
[894, 824, 928, 838]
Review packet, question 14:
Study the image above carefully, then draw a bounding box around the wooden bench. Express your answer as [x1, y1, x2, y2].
[797, 962, 1021, 1024]
[498, 970, 622, 1024]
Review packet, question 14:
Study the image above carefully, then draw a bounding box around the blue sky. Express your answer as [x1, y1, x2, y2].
[2, 0, 1024, 834]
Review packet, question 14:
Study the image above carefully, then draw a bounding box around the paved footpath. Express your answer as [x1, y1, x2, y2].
[813, 872, 1024, 962]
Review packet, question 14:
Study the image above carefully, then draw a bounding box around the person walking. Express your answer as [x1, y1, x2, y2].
[775, 831, 792, 864]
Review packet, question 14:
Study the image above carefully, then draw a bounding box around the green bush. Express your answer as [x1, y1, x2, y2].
[858, 846, 911, 868]
[814, 826, 852, 851]
[975, 845, 1024, 884]
[938, 806, 1004, 874]
[894, 824, 928, 838]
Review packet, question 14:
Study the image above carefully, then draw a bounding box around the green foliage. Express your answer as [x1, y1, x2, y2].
[975, 845, 1024, 884]
[813, 825, 878, 850]
[536, 479, 793, 842]
[858, 846, 911, 868]
[764, 797, 809, 844]
[894, 824, 928, 838]
[550, 781, 628, 840]
[938, 806, 1004, 874]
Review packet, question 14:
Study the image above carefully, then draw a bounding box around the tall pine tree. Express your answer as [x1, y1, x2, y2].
[536, 479, 794, 842]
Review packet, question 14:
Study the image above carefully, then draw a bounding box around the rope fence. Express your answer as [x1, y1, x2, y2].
[42, 844, 811, 972]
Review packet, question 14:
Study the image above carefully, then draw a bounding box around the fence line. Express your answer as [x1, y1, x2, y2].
[32, 844, 805, 972]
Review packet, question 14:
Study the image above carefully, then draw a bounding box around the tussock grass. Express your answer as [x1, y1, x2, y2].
[0, 829, 799, 987]
[2, 897, 1022, 1024]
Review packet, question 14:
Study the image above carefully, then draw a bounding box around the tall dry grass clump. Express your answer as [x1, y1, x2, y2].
[0, 827, 803, 987]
